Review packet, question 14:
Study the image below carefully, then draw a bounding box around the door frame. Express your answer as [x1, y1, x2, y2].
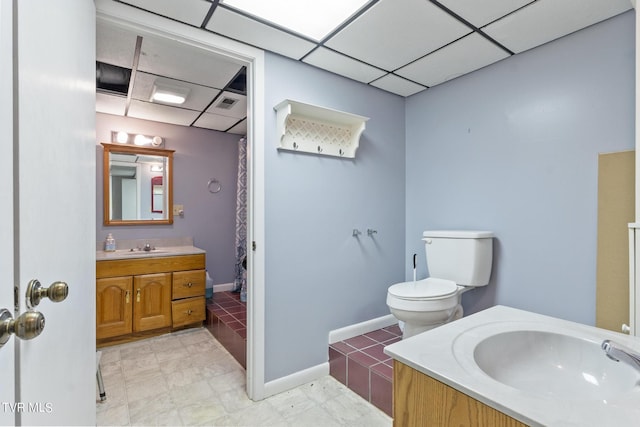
[0, 1, 15, 423]
[96, 0, 267, 400]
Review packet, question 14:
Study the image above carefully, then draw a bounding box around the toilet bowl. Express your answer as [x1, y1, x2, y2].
[387, 278, 464, 338]
[387, 230, 494, 339]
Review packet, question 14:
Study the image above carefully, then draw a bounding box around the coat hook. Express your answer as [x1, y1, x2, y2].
[352, 229, 362, 237]
[367, 229, 378, 237]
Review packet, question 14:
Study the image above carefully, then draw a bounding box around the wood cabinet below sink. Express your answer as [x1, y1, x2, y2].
[96, 253, 206, 346]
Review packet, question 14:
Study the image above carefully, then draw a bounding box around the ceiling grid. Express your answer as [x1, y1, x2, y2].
[96, 0, 632, 132]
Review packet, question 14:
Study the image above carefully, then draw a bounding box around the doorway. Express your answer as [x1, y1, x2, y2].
[96, 1, 267, 400]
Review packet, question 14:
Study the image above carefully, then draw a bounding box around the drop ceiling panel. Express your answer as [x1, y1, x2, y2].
[118, 0, 212, 26]
[131, 72, 220, 111]
[207, 7, 316, 60]
[193, 112, 243, 131]
[396, 33, 510, 87]
[205, 91, 247, 119]
[137, 35, 243, 89]
[370, 74, 426, 97]
[303, 47, 387, 84]
[96, 93, 127, 116]
[128, 100, 200, 126]
[96, 20, 139, 68]
[227, 119, 247, 136]
[220, 0, 372, 42]
[483, 0, 632, 54]
[438, 0, 533, 27]
[325, 0, 471, 71]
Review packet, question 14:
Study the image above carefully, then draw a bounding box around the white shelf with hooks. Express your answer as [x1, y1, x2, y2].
[274, 99, 369, 158]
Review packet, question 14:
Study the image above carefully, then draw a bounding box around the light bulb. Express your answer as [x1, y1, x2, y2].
[116, 131, 129, 143]
[134, 134, 150, 145]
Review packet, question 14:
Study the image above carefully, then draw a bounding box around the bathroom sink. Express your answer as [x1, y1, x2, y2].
[113, 249, 171, 256]
[472, 330, 640, 400]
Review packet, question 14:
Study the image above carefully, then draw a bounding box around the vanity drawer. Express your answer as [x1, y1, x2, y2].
[172, 296, 206, 327]
[172, 269, 205, 299]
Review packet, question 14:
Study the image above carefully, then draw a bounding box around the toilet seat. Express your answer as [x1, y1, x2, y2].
[388, 277, 458, 301]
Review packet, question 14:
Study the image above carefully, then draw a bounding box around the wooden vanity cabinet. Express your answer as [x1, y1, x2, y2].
[96, 254, 206, 345]
[393, 361, 526, 427]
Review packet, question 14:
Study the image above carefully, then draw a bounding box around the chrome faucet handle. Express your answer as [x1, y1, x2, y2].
[144, 243, 151, 252]
[602, 339, 640, 371]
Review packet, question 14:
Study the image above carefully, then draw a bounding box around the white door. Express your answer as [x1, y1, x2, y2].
[0, 1, 96, 425]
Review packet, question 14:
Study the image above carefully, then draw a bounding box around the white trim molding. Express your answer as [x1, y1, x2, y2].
[263, 363, 330, 398]
[328, 314, 397, 344]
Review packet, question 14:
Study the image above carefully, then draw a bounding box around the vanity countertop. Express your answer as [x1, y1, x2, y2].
[96, 245, 205, 261]
[384, 305, 640, 426]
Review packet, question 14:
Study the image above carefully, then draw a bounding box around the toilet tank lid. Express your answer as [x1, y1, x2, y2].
[422, 230, 494, 239]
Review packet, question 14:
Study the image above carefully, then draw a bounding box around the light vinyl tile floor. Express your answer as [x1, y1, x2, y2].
[97, 328, 392, 426]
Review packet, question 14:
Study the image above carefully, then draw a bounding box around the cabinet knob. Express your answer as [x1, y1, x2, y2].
[125, 290, 130, 304]
[185, 282, 193, 288]
[186, 309, 193, 315]
[136, 289, 141, 303]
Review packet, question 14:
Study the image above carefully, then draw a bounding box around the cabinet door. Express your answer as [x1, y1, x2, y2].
[97, 276, 133, 339]
[173, 269, 205, 299]
[133, 272, 172, 332]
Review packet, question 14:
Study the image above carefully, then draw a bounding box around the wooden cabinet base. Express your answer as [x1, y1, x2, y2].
[393, 361, 526, 427]
[96, 254, 206, 346]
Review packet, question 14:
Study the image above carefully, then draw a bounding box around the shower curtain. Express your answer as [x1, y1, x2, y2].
[233, 137, 247, 293]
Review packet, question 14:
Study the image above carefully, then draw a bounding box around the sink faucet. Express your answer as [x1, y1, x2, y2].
[601, 339, 640, 372]
[143, 243, 151, 252]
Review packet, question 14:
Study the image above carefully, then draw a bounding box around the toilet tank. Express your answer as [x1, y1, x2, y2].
[422, 230, 494, 286]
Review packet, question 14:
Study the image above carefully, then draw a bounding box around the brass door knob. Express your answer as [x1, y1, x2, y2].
[25, 279, 68, 309]
[0, 308, 46, 349]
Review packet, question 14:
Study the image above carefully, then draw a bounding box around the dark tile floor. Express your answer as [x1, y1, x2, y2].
[206, 291, 399, 416]
[329, 325, 402, 417]
[205, 291, 246, 368]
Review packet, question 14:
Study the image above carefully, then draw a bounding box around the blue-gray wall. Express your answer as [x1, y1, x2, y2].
[96, 113, 240, 285]
[264, 54, 406, 381]
[405, 11, 635, 325]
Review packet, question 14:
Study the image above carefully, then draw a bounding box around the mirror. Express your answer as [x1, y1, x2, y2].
[102, 143, 174, 225]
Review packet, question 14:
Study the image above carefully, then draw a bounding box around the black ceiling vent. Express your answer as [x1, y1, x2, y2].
[225, 66, 246, 95]
[96, 61, 131, 95]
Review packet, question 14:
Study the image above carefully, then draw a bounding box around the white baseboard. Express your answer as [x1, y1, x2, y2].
[258, 315, 397, 399]
[213, 282, 235, 292]
[263, 362, 329, 398]
[328, 314, 397, 344]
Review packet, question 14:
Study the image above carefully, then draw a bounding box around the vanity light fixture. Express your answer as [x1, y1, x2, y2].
[150, 80, 190, 105]
[110, 131, 164, 147]
[150, 164, 164, 172]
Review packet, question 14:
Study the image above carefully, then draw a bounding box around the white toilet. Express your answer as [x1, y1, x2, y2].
[386, 230, 494, 339]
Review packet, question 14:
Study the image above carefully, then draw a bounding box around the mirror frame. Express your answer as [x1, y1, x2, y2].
[101, 142, 175, 226]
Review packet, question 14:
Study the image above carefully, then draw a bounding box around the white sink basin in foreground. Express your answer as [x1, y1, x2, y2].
[472, 330, 640, 400]
[384, 306, 640, 426]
